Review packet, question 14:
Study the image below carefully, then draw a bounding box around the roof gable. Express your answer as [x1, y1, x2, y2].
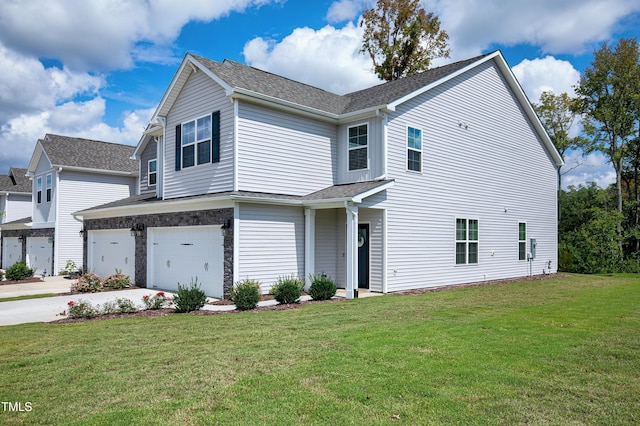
[27, 134, 137, 175]
[145, 51, 562, 167]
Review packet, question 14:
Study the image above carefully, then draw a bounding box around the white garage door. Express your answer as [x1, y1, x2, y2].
[2, 237, 22, 269]
[148, 226, 224, 298]
[26, 237, 52, 276]
[88, 230, 136, 280]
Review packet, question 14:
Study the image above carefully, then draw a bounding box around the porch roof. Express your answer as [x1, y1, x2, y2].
[0, 216, 32, 231]
[73, 180, 394, 218]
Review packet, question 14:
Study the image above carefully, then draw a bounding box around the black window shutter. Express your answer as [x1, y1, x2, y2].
[212, 111, 220, 163]
[175, 125, 181, 171]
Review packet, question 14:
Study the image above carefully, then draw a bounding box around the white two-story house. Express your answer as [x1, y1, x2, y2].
[0, 168, 32, 269]
[74, 51, 562, 298]
[0, 135, 137, 275]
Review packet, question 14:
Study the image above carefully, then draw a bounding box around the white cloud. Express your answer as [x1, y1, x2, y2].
[561, 150, 616, 190]
[243, 22, 381, 94]
[425, 0, 640, 59]
[0, 0, 279, 71]
[511, 56, 581, 103]
[0, 43, 104, 122]
[326, 0, 372, 23]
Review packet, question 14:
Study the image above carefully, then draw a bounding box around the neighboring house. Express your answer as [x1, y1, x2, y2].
[74, 51, 562, 299]
[0, 135, 137, 275]
[0, 167, 32, 269]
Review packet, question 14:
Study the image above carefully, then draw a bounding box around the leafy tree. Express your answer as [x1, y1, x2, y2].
[360, 0, 449, 81]
[532, 91, 582, 191]
[573, 38, 640, 251]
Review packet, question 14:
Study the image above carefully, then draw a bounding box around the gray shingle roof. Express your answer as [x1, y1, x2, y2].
[192, 52, 493, 116]
[76, 180, 393, 215]
[40, 134, 137, 173]
[192, 56, 350, 115]
[0, 167, 30, 193]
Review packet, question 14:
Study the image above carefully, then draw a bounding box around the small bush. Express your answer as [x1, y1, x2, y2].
[5, 261, 34, 281]
[71, 273, 103, 293]
[270, 275, 303, 304]
[63, 260, 77, 275]
[309, 273, 337, 300]
[103, 272, 131, 290]
[99, 300, 119, 315]
[66, 300, 98, 319]
[115, 298, 138, 313]
[173, 278, 207, 313]
[142, 292, 172, 310]
[231, 279, 261, 311]
[0, 269, 4, 280]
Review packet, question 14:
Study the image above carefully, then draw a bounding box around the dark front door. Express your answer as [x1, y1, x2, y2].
[358, 223, 370, 289]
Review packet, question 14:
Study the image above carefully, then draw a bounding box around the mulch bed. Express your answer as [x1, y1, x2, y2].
[0, 277, 44, 285]
[48, 273, 565, 324]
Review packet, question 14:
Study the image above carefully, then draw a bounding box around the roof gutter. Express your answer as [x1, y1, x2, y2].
[53, 165, 136, 177]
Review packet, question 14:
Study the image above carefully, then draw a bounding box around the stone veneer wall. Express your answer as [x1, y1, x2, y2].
[0, 228, 55, 274]
[83, 208, 234, 297]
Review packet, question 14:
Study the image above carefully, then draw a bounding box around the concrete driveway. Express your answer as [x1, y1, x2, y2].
[0, 276, 160, 326]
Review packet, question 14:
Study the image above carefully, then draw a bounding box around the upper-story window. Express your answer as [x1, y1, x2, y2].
[46, 174, 52, 202]
[36, 177, 42, 204]
[348, 124, 368, 171]
[175, 111, 220, 171]
[148, 159, 157, 186]
[407, 127, 422, 172]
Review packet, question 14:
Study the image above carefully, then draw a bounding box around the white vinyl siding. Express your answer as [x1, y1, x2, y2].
[0, 193, 31, 224]
[378, 59, 557, 291]
[164, 70, 234, 199]
[237, 203, 305, 293]
[236, 102, 336, 195]
[56, 171, 136, 274]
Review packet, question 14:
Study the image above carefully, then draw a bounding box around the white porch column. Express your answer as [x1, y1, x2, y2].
[344, 201, 358, 299]
[304, 208, 315, 291]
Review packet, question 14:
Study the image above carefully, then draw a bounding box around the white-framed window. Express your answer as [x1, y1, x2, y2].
[181, 114, 211, 168]
[407, 126, 422, 172]
[348, 123, 368, 171]
[175, 112, 220, 171]
[148, 159, 157, 186]
[36, 176, 42, 204]
[456, 218, 478, 265]
[519, 222, 527, 261]
[45, 174, 52, 202]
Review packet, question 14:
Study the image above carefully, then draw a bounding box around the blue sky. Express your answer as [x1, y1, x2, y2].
[0, 0, 639, 189]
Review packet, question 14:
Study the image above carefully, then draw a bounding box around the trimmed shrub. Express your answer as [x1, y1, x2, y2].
[5, 261, 34, 281]
[309, 273, 337, 300]
[231, 279, 261, 311]
[142, 292, 172, 310]
[71, 273, 103, 293]
[0, 269, 4, 280]
[270, 275, 303, 304]
[66, 300, 97, 319]
[173, 278, 207, 313]
[115, 298, 138, 313]
[103, 272, 131, 290]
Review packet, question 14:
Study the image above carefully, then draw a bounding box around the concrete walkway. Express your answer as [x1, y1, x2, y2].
[0, 276, 318, 326]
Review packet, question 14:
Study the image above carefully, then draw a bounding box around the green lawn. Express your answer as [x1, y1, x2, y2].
[0, 274, 638, 425]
